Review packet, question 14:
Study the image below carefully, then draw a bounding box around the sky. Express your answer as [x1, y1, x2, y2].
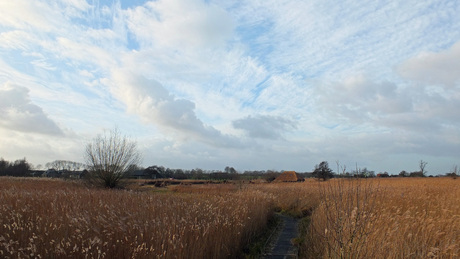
[0, 0, 459, 174]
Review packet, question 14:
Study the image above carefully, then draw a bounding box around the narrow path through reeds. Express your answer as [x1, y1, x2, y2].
[263, 214, 299, 259]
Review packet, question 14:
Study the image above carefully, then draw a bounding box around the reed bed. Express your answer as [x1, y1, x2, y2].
[0, 177, 273, 258]
[303, 178, 460, 258]
[2, 177, 459, 258]
[251, 180, 321, 216]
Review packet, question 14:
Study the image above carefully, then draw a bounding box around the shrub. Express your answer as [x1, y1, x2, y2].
[84, 128, 141, 188]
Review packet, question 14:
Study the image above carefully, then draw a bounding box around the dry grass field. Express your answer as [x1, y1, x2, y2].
[1, 177, 459, 258]
[304, 178, 460, 258]
[0, 177, 273, 258]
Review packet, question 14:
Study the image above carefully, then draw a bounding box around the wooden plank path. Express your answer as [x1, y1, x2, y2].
[263, 214, 299, 259]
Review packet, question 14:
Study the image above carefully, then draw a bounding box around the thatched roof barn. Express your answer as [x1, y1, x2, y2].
[273, 171, 304, 182]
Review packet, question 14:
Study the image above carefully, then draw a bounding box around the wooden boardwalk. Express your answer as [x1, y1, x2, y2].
[263, 214, 299, 259]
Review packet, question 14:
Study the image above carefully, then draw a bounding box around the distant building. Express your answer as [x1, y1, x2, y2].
[41, 169, 87, 179]
[129, 168, 163, 179]
[43, 169, 61, 178]
[29, 170, 44, 177]
[61, 170, 84, 179]
[273, 171, 305, 182]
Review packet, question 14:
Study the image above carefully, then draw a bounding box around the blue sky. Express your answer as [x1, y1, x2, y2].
[1, 0, 460, 174]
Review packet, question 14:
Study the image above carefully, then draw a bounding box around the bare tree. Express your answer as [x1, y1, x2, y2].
[419, 160, 428, 176]
[46, 160, 85, 171]
[84, 128, 141, 188]
[448, 165, 458, 179]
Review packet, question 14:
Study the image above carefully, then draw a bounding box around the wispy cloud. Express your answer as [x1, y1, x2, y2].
[233, 115, 296, 140]
[125, 0, 234, 49]
[316, 75, 413, 123]
[0, 0, 459, 173]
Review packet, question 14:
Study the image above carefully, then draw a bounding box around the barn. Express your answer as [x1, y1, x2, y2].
[273, 171, 304, 182]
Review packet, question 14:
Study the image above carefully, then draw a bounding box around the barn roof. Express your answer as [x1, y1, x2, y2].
[273, 171, 304, 182]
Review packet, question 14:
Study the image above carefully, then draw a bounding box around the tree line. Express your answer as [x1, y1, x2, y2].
[139, 165, 286, 181]
[0, 156, 455, 181]
[0, 129, 456, 188]
[0, 158, 31, 177]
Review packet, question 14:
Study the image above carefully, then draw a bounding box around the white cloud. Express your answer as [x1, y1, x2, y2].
[52, 37, 116, 69]
[0, 1, 60, 32]
[119, 0, 238, 97]
[398, 41, 460, 88]
[0, 82, 63, 135]
[0, 0, 90, 33]
[125, 0, 234, 49]
[312, 41, 460, 146]
[111, 70, 244, 148]
[0, 31, 36, 50]
[62, 0, 91, 13]
[0, 127, 86, 166]
[233, 115, 296, 140]
[0, 0, 459, 174]
[316, 75, 413, 124]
